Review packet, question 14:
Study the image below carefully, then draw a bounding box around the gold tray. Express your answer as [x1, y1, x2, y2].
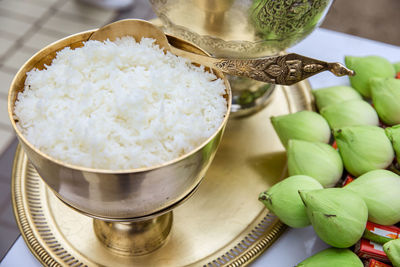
[12, 82, 313, 267]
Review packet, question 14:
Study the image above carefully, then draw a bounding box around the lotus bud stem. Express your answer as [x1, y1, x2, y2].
[362, 229, 394, 245]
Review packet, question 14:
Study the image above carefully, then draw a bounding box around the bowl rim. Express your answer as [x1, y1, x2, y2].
[8, 27, 232, 174]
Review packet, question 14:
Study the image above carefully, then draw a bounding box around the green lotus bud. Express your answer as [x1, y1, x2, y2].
[271, 111, 331, 148]
[371, 78, 400, 125]
[384, 239, 400, 267]
[385, 125, 400, 165]
[296, 248, 363, 267]
[299, 188, 368, 248]
[344, 169, 400, 225]
[345, 55, 395, 98]
[288, 140, 343, 188]
[259, 175, 323, 228]
[312, 86, 362, 111]
[320, 99, 379, 129]
[394, 62, 400, 73]
[334, 125, 394, 177]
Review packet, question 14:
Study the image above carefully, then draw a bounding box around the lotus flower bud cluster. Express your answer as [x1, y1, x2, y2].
[344, 169, 400, 225]
[258, 175, 323, 228]
[259, 179, 372, 248]
[299, 188, 368, 248]
[320, 99, 379, 129]
[287, 140, 343, 188]
[271, 111, 331, 148]
[265, 54, 400, 263]
[345, 55, 395, 98]
[296, 248, 363, 267]
[312, 85, 362, 111]
[370, 78, 400, 126]
[333, 125, 394, 177]
[259, 171, 400, 252]
[384, 239, 400, 267]
[385, 125, 400, 165]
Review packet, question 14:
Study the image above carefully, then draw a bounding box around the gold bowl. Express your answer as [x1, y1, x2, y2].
[150, 0, 333, 58]
[8, 30, 231, 220]
[8, 28, 231, 255]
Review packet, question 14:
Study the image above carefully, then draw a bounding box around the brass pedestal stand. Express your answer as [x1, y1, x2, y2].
[93, 212, 173, 256]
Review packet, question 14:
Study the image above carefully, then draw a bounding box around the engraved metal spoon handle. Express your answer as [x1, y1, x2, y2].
[170, 47, 355, 86]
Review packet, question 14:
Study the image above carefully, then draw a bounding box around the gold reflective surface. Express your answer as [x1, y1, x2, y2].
[12, 81, 313, 266]
[93, 212, 173, 256]
[150, 0, 333, 58]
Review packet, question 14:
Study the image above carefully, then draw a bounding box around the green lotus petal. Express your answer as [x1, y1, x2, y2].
[345, 55, 395, 98]
[371, 77, 400, 126]
[259, 175, 322, 228]
[320, 99, 379, 129]
[299, 188, 368, 248]
[386, 125, 400, 165]
[384, 239, 400, 267]
[297, 248, 363, 267]
[345, 169, 400, 225]
[312, 86, 362, 111]
[271, 111, 331, 148]
[334, 125, 394, 177]
[288, 140, 343, 187]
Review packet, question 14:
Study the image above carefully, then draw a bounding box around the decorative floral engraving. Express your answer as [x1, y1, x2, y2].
[250, 0, 330, 39]
[151, 0, 331, 58]
[286, 60, 302, 81]
[214, 54, 327, 85]
[266, 64, 283, 77]
[211, 53, 354, 85]
[303, 64, 324, 73]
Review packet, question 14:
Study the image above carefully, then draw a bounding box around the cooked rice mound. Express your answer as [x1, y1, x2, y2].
[14, 37, 227, 170]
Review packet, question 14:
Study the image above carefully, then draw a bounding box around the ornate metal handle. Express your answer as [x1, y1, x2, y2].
[170, 47, 354, 86]
[213, 53, 355, 86]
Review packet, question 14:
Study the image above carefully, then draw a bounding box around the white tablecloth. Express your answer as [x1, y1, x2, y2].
[2, 28, 400, 267]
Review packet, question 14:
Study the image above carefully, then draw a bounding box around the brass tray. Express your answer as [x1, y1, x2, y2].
[12, 81, 313, 267]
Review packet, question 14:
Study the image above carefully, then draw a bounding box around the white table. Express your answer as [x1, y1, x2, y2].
[2, 28, 400, 267]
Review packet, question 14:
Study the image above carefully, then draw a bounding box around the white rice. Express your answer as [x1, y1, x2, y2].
[14, 37, 227, 170]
